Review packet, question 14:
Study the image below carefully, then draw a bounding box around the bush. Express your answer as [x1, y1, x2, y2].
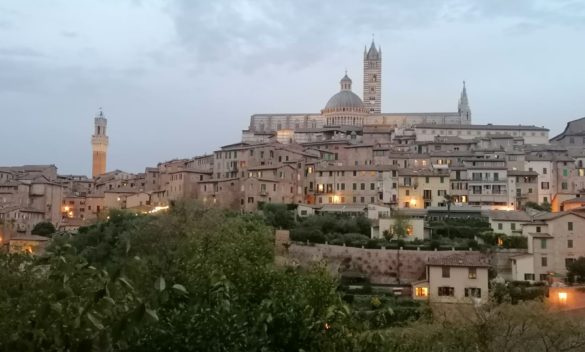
[262, 203, 295, 229]
[31, 221, 56, 236]
[290, 227, 325, 243]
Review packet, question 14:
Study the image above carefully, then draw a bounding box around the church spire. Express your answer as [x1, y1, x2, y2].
[458, 81, 471, 123]
[366, 38, 380, 60]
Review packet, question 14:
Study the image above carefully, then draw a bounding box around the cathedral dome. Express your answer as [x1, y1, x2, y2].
[323, 73, 365, 110]
[322, 72, 368, 127]
[324, 90, 365, 110]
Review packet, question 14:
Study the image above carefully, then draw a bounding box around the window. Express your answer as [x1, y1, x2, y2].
[468, 268, 477, 279]
[370, 183, 375, 190]
[442, 266, 450, 278]
[511, 223, 516, 231]
[568, 239, 573, 248]
[498, 223, 503, 230]
[360, 183, 365, 190]
[539, 274, 548, 281]
[536, 226, 541, 233]
[562, 182, 568, 190]
[568, 222, 574, 231]
[438, 287, 454, 296]
[406, 190, 410, 196]
[415, 287, 428, 297]
[541, 256, 548, 267]
[543, 168, 547, 175]
[563, 169, 569, 177]
[541, 182, 549, 190]
[541, 239, 547, 249]
[425, 177, 429, 183]
[464, 288, 481, 298]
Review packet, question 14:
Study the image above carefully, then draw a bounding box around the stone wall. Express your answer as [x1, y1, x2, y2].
[287, 243, 480, 285]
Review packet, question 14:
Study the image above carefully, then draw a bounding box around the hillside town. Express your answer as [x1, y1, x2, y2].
[2, 41, 585, 308]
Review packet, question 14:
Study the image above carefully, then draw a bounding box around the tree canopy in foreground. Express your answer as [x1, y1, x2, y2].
[1, 202, 585, 351]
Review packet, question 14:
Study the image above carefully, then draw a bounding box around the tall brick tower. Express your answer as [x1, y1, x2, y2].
[363, 39, 382, 114]
[91, 109, 108, 178]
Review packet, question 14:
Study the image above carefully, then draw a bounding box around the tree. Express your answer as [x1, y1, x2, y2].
[524, 201, 552, 212]
[31, 221, 56, 236]
[567, 256, 585, 284]
[443, 194, 454, 239]
[390, 211, 411, 239]
[262, 203, 295, 229]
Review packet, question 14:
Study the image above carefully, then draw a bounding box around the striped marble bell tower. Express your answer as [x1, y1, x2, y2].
[363, 39, 382, 114]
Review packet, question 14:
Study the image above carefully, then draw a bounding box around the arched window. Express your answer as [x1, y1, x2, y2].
[372, 74, 377, 82]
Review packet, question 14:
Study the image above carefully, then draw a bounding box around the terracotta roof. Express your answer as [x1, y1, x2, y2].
[563, 197, 585, 204]
[528, 232, 553, 238]
[427, 253, 490, 267]
[487, 210, 531, 222]
[415, 123, 548, 131]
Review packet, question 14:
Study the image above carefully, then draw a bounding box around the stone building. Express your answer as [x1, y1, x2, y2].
[414, 252, 490, 304]
[511, 211, 585, 281]
[242, 40, 473, 143]
[550, 116, 585, 156]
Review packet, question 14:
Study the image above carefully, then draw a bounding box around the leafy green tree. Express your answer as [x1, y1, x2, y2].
[568, 256, 585, 284]
[31, 221, 56, 236]
[262, 203, 295, 229]
[443, 194, 454, 238]
[525, 201, 552, 212]
[390, 211, 411, 239]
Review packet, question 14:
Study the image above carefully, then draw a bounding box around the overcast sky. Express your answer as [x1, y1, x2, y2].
[1, 0, 584, 175]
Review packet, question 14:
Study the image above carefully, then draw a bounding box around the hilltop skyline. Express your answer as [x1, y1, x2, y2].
[1, 0, 584, 175]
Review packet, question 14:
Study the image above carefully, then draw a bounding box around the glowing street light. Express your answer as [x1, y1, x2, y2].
[558, 291, 567, 305]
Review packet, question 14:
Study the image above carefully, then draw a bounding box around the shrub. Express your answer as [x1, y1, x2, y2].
[31, 221, 56, 237]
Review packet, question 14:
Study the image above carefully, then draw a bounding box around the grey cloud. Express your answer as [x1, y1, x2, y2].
[168, 0, 585, 70]
[0, 46, 44, 58]
[61, 30, 78, 38]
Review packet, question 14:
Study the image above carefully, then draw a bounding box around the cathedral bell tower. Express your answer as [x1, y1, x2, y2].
[91, 109, 109, 178]
[363, 39, 382, 114]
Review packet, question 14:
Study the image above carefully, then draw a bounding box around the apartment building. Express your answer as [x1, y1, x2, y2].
[398, 169, 450, 209]
[313, 165, 397, 206]
[464, 157, 512, 208]
[511, 211, 585, 281]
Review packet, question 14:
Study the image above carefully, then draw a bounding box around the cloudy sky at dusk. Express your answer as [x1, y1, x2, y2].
[1, 0, 584, 175]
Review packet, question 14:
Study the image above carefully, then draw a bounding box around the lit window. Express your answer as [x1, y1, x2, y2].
[415, 287, 428, 297]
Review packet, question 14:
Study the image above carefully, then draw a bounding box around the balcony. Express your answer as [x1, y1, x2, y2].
[468, 178, 506, 183]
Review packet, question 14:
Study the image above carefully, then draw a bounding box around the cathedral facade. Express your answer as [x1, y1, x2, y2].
[242, 40, 471, 143]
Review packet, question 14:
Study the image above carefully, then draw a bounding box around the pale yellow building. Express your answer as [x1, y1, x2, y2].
[414, 253, 490, 304]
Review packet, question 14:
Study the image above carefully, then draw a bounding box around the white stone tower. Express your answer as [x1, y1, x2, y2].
[363, 39, 382, 114]
[458, 81, 472, 124]
[91, 109, 109, 178]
